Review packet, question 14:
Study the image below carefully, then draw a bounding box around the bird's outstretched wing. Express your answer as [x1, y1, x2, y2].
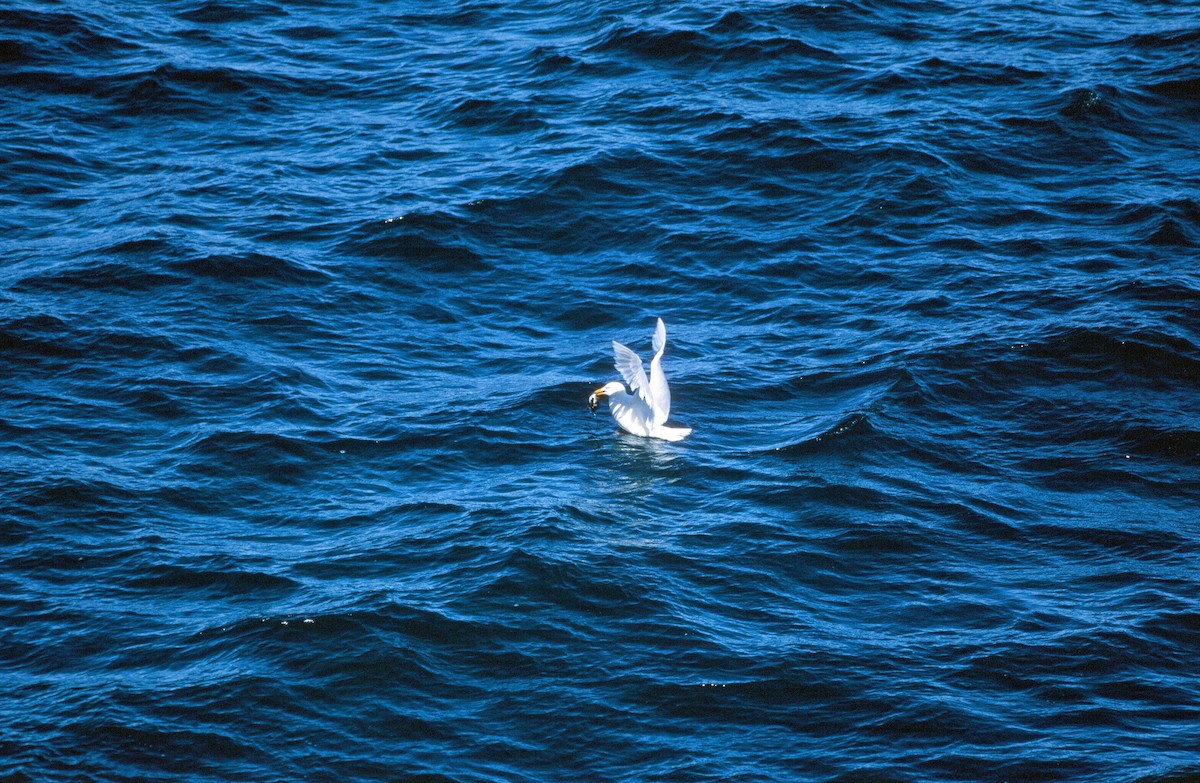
[612, 340, 652, 408]
[647, 318, 670, 427]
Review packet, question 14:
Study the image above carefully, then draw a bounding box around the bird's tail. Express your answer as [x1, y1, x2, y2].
[650, 425, 691, 442]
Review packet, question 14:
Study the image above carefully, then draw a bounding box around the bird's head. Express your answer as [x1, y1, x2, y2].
[588, 381, 625, 412]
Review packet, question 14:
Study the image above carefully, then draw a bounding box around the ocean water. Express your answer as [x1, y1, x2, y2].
[2, 1, 1199, 780]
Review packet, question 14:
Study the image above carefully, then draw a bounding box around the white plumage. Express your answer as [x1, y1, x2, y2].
[589, 318, 691, 441]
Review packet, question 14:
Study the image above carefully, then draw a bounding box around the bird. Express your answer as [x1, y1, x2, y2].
[588, 317, 691, 441]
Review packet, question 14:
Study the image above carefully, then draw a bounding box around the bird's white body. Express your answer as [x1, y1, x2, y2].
[591, 318, 691, 441]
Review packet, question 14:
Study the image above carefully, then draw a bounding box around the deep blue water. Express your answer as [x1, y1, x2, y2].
[3, 1, 1200, 781]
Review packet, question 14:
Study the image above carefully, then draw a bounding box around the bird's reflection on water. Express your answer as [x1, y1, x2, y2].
[589, 429, 690, 504]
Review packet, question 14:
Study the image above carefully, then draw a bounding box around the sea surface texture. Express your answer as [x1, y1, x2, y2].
[2, 1, 1199, 781]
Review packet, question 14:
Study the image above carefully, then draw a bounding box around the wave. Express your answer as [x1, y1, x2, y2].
[0, 314, 86, 360]
[0, 8, 139, 65]
[103, 63, 302, 117]
[1121, 28, 1200, 49]
[906, 56, 1046, 88]
[5, 48, 322, 116]
[122, 560, 301, 597]
[341, 212, 490, 273]
[16, 260, 187, 292]
[443, 97, 550, 134]
[762, 412, 872, 455]
[589, 21, 838, 68]
[1145, 75, 1200, 101]
[171, 251, 331, 285]
[176, 1, 286, 25]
